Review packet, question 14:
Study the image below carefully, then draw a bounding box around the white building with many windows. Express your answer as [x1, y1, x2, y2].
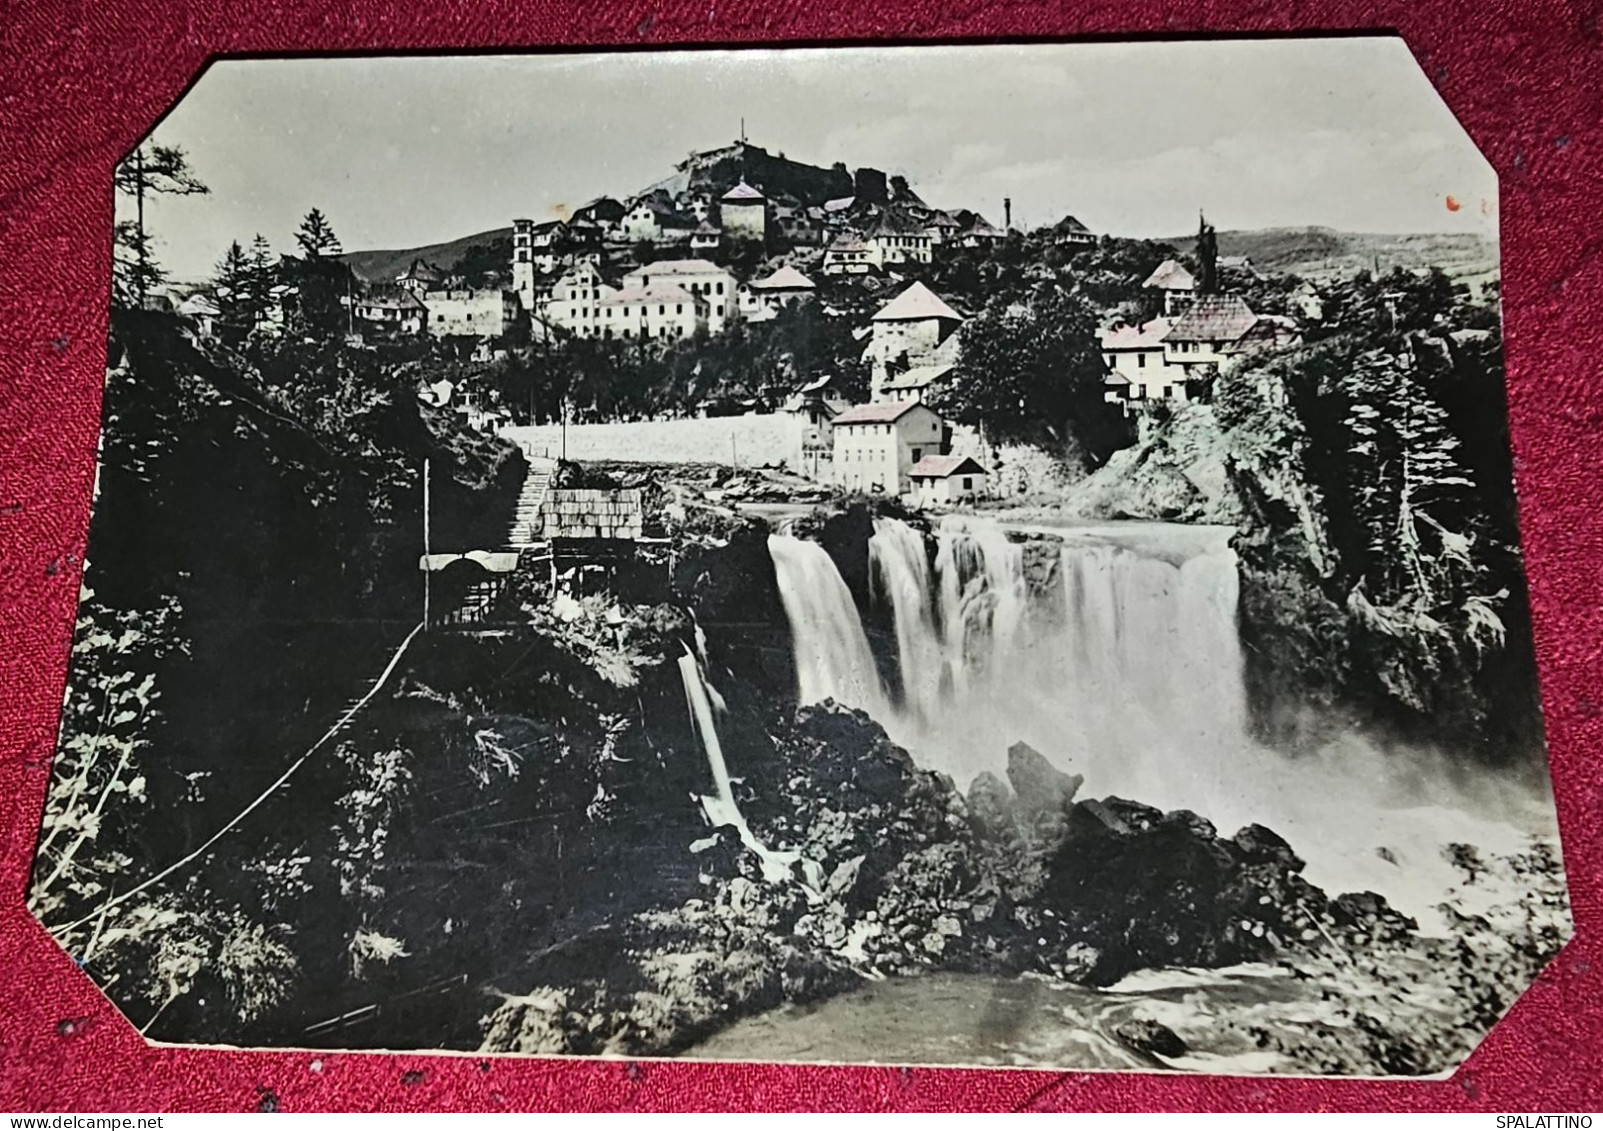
[623, 259, 737, 334]
[830, 401, 947, 496]
[1099, 316, 1187, 405]
[543, 262, 617, 339]
[599, 283, 707, 343]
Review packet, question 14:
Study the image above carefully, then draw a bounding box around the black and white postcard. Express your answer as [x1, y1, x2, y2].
[32, 39, 1569, 1074]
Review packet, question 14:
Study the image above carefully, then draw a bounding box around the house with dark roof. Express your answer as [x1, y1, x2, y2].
[396, 259, 445, 296]
[955, 216, 1007, 248]
[909, 454, 990, 506]
[572, 197, 626, 230]
[869, 210, 934, 266]
[690, 221, 722, 254]
[823, 235, 879, 277]
[831, 400, 948, 497]
[1162, 293, 1260, 378]
[621, 195, 699, 244]
[1050, 214, 1097, 248]
[354, 288, 429, 335]
[923, 210, 963, 246]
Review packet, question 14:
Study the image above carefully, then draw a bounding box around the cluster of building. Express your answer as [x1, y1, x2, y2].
[1097, 259, 1306, 410]
[775, 278, 992, 508]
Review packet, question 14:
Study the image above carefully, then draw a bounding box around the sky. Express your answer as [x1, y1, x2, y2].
[129, 38, 1498, 283]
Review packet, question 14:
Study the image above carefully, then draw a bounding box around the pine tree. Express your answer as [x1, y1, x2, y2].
[295, 209, 343, 259]
[1340, 348, 1475, 608]
[213, 241, 251, 324]
[245, 234, 277, 328]
[1196, 212, 1219, 294]
[112, 144, 209, 307]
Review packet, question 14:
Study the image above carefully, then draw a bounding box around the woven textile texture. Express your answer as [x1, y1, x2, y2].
[1, 0, 1601, 1112]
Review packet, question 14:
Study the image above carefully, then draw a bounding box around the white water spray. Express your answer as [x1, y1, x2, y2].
[677, 645, 821, 891]
[770, 516, 1537, 927]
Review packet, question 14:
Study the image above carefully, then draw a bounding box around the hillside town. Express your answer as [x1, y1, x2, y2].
[143, 136, 1343, 511]
[58, 42, 1562, 1077]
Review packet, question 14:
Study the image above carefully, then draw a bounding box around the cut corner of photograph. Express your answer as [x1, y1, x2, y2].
[30, 34, 1569, 1077]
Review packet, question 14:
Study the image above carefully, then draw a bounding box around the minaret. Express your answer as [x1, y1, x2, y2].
[512, 218, 536, 310]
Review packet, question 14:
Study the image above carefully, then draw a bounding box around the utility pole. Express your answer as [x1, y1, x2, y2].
[422, 458, 432, 631]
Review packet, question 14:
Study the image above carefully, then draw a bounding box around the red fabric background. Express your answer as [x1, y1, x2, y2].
[2, 0, 1601, 1112]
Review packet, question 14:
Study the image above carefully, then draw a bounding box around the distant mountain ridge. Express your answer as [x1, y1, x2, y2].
[1165, 226, 1499, 282]
[340, 227, 513, 285]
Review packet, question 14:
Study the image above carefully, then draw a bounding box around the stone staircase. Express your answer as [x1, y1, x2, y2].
[505, 456, 558, 549]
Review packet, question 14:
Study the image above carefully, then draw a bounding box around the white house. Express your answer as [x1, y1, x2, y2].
[1143, 259, 1197, 316]
[354, 290, 428, 335]
[690, 222, 722, 254]
[1291, 281, 1325, 322]
[822, 236, 879, 276]
[869, 213, 933, 266]
[176, 293, 221, 338]
[1098, 316, 1190, 405]
[865, 282, 965, 403]
[623, 259, 737, 334]
[1050, 214, 1097, 248]
[743, 265, 816, 321]
[621, 198, 697, 244]
[720, 180, 768, 242]
[598, 283, 707, 343]
[955, 218, 1007, 248]
[1162, 293, 1261, 379]
[831, 401, 947, 497]
[423, 288, 522, 339]
[544, 262, 617, 339]
[395, 259, 444, 296]
[782, 372, 853, 481]
[909, 454, 989, 507]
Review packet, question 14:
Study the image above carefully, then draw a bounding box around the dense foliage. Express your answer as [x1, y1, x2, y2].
[928, 284, 1132, 468]
[494, 298, 865, 423]
[1216, 267, 1536, 760]
[31, 310, 525, 1034]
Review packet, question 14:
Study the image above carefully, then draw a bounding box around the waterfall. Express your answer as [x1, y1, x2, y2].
[768, 515, 1538, 926]
[769, 515, 1251, 803]
[767, 534, 891, 717]
[677, 646, 821, 890]
[868, 518, 943, 718]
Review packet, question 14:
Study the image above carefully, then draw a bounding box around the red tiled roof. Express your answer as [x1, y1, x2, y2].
[832, 401, 929, 425]
[910, 454, 987, 479]
[1164, 293, 1258, 343]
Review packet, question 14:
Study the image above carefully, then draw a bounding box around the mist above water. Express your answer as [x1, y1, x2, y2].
[767, 516, 1547, 928]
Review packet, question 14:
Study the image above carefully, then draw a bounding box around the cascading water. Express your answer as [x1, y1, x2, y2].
[769, 515, 1531, 927]
[677, 643, 821, 891]
[768, 534, 891, 718]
